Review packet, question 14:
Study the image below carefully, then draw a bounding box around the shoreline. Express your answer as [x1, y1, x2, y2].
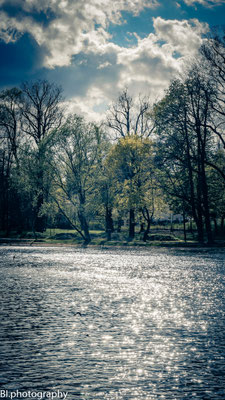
[0, 238, 224, 250]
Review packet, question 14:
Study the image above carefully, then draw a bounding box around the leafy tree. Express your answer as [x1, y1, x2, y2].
[20, 80, 63, 232]
[154, 67, 215, 244]
[89, 146, 116, 240]
[207, 150, 225, 233]
[51, 115, 105, 244]
[107, 135, 157, 239]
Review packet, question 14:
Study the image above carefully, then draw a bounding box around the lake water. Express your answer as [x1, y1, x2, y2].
[0, 246, 225, 399]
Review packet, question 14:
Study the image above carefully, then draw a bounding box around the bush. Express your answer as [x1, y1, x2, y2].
[147, 233, 177, 241]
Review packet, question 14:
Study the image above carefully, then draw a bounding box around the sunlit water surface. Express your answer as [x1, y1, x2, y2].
[0, 246, 225, 399]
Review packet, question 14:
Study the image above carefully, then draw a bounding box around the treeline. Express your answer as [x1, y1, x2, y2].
[0, 31, 225, 244]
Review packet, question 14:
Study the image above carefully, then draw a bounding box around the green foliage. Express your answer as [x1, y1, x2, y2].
[50, 114, 107, 242]
[1, 41, 225, 246]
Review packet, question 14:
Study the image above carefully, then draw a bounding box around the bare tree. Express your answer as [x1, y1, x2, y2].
[107, 89, 153, 138]
[20, 80, 63, 232]
[0, 88, 22, 168]
[0, 88, 23, 233]
[21, 80, 63, 145]
[199, 30, 225, 185]
[201, 30, 225, 148]
[154, 67, 215, 244]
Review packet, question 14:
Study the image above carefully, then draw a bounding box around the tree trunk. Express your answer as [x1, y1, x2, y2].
[105, 206, 114, 240]
[142, 207, 152, 242]
[196, 206, 204, 243]
[203, 199, 213, 244]
[139, 222, 144, 233]
[129, 208, 135, 239]
[4, 173, 10, 236]
[184, 116, 200, 242]
[170, 213, 173, 233]
[220, 215, 224, 233]
[196, 143, 205, 244]
[201, 151, 213, 244]
[78, 193, 91, 244]
[34, 192, 46, 232]
[189, 219, 193, 234]
[117, 217, 123, 232]
[34, 154, 46, 232]
[143, 220, 150, 242]
[78, 209, 91, 244]
[213, 217, 218, 235]
[183, 210, 187, 243]
[0, 156, 10, 235]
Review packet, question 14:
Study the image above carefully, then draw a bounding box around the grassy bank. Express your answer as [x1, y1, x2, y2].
[0, 228, 224, 247]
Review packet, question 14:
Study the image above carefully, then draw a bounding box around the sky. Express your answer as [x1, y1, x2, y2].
[0, 0, 225, 121]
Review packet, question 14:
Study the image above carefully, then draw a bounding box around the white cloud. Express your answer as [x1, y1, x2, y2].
[0, 11, 42, 44]
[182, 0, 223, 6]
[0, 0, 159, 68]
[113, 17, 208, 98]
[97, 61, 112, 69]
[153, 17, 208, 55]
[55, 17, 208, 121]
[0, 0, 209, 121]
[63, 87, 111, 123]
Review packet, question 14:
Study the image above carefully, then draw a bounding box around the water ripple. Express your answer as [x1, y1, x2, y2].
[0, 246, 225, 399]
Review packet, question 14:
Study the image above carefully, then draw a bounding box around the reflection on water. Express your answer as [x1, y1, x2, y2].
[0, 246, 225, 399]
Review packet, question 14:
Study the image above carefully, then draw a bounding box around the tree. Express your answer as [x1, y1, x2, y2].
[51, 115, 105, 244]
[90, 148, 115, 240]
[199, 30, 225, 184]
[107, 89, 154, 138]
[0, 88, 22, 167]
[207, 151, 225, 234]
[0, 88, 22, 233]
[200, 29, 225, 144]
[154, 67, 215, 244]
[107, 135, 155, 239]
[20, 80, 63, 232]
[186, 67, 214, 243]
